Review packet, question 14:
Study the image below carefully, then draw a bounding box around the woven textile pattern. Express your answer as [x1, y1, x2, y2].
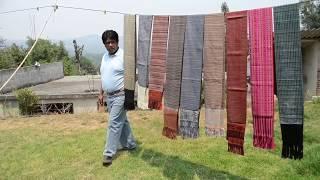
[249, 8, 275, 149]
[274, 3, 304, 159]
[137, 85, 149, 110]
[137, 15, 153, 87]
[148, 16, 169, 110]
[179, 15, 204, 139]
[124, 15, 136, 110]
[164, 16, 186, 109]
[203, 13, 226, 137]
[163, 16, 187, 139]
[180, 15, 204, 111]
[226, 11, 248, 155]
[179, 109, 200, 139]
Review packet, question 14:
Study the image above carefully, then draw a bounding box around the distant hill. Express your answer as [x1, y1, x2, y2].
[62, 34, 123, 67]
[85, 52, 104, 67]
[62, 34, 124, 56]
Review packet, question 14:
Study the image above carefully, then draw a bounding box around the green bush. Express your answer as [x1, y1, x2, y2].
[312, 96, 320, 104]
[15, 88, 39, 116]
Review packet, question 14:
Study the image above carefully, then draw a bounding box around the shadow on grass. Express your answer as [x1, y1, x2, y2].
[129, 145, 247, 180]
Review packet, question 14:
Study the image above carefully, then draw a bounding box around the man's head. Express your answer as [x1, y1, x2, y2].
[102, 30, 119, 55]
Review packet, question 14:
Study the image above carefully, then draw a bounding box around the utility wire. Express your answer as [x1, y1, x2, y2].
[0, 0, 319, 16]
[0, 5, 53, 15]
[0, 8, 56, 93]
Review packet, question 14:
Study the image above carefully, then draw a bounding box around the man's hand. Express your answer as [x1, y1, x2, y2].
[98, 92, 104, 105]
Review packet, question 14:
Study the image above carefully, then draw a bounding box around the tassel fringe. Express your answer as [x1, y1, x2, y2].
[162, 127, 177, 139]
[227, 123, 245, 155]
[253, 135, 275, 149]
[148, 90, 163, 110]
[228, 143, 244, 155]
[281, 124, 303, 159]
[253, 117, 275, 149]
[205, 128, 225, 137]
[180, 120, 199, 139]
[124, 89, 135, 110]
[148, 100, 162, 110]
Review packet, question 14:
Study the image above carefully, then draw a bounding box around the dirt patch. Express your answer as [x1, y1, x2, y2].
[0, 110, 162, 133]
[0, 113, 107, 133]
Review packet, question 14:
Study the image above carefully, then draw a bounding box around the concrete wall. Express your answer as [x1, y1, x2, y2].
[37, 98, 98, 114]
[302, 41, 320, 100]
[0, 97, 99, 118]
[0, 100, 19, 118]
[0, 62, 64, 93]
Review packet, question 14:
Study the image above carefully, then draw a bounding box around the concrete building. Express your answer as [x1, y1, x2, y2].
[0, 76, 100, 118]
[0, 62, 101, 118]
[302, 28, 320, 100]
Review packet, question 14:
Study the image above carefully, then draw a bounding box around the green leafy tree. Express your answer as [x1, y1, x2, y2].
[63, 56, 77, 76]
[0, 43, 26, 69]
[0, 37, 91, 76]
[80, 57, 98, 75]
[26, 37, 62, 65]
[300, 0, 320, 29]
[0, 50, 12, 69]
[73, 40, 84, 74]
[0, 37, 5, 48]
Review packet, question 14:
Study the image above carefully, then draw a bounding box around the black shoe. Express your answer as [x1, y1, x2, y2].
[123, 145, 137, 151]
[102, 156, 112, 166]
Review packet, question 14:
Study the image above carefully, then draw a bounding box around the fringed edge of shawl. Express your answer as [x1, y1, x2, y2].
[162, 127, 177, 139]
[253, 117, 275, 149]
[148, 90, 163, 110]
[180, 120, 199, 139]
[227, 123, 245, 155]
[228, 142, 244, 155]
[281, 124, 303, 159]
[124, 89, 135, 110]
[205, 128, 225, 137]
[253, 135, 275, 149]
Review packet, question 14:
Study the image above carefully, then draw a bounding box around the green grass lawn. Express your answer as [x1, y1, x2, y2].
[0, 102, 319, 179]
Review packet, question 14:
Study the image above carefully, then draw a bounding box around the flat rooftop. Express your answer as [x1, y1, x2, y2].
[0, 76, 101, 100]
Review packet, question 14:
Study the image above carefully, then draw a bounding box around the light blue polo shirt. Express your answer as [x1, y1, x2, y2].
[100, 48, 124, 93]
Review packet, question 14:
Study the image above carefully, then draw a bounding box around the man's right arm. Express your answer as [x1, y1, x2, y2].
[98, 84, 104, 104]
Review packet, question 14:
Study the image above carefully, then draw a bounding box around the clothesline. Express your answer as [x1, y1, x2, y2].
[0, 0, 319, 16]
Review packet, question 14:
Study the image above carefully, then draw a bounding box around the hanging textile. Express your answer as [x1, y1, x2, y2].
[137, 15, 153, 88]
[203, 13, 226, 137]
[123, 15, 136, 110]
[148, 16, 169, 110]
[137, 85, 149, 109]
[248, 7, 275, 149]
[163, 16, 187, 139]
[274, 3, 304, 159]
[179, 15, 204, 139]
[226, 11, 248, 155]
[137, 15, 153, 110]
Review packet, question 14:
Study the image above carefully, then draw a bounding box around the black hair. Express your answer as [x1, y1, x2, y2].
[101, 30, 119, 44]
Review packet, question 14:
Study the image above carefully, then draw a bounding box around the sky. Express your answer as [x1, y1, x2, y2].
[0, 0, 299, 40]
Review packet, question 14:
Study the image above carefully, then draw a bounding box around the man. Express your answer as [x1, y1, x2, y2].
[99, 30, 137, 166]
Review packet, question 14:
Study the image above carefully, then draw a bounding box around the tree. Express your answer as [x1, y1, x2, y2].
[0, 43, 26, 69]
[80, 57, 98, 75]
[0, 37, 5, 48]
[221, 1, 229, 13]
[73, 40, 84, 74]
[300, 0, 320, 29]
[0, 37, 73, 75]
[63, 56, 77, 76]
[26, 37, 72, 69]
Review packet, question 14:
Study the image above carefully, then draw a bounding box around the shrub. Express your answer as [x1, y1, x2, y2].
[15, 88, 39, 116]
[312, 96, 320, 104]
